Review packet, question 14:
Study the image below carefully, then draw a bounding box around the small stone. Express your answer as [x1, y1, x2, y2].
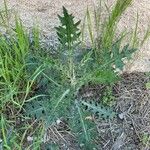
[56, 119, 61, 125]
[118, 113, 125, 120]
[27, 136, 33, 142]
[80, 143, 84, 147]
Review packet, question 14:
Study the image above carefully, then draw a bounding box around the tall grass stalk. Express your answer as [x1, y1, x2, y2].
[0, 0, 11, 32]
[82, 0, 133, 63]
[131, 12, 139, 48]
[86, 7, 94, 46]
[141, 25, 150, 46]
[0, 17, 44, 115]
[102, 0, 133, 49]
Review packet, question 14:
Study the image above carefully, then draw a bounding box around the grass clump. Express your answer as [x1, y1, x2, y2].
[101, 0, 133, 49]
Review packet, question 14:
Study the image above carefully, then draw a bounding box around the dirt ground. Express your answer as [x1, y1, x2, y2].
[0, 0, 150, 72]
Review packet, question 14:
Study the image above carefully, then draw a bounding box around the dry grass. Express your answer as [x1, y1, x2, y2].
[96, 72, 150, 149]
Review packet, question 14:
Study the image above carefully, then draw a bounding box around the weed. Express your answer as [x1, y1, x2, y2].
[82, 0, 138, 72]
[69, 101, 97, 149]
[0, 0, 10, 31]
[102, 85, 115, 107]
[82, 100, 116, 119]
[0, 3, 46, 149]
[101, 0, 133, 49]
[141, 133, 150, 148]
[146, 82, 150, 89]
[55, 6, 81, 87]
[0, 0, 150, 149]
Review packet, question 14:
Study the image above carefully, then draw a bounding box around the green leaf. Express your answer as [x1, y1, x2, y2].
[82, 101, 116, 119]
[25, 84, 72, 126]
[146, 82, 150, 89]
[25, 98, 49, 120]
[55, 6, 81, 47]
[69, 101, 97, 149]
[88, 70, 119, 84]
[111, 40, 137, 70]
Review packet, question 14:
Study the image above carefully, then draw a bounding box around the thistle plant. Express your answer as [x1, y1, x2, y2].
[55, 6, 81, 87]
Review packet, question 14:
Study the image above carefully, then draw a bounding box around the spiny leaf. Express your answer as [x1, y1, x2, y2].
[55, 6, 81, 47]
[69, 101, 97, 149]
[111, 40, 137, 70]
[25, 85, 72, 126]
[25, 98, 49, 120]
[82, 100, 116, 119]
